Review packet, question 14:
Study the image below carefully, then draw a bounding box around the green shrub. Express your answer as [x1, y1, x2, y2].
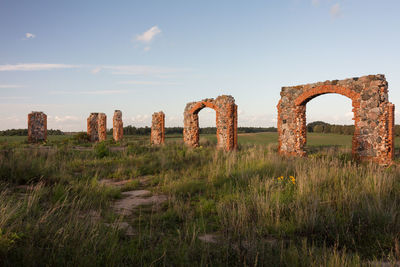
[72, 132, 90, 143]
[94, 142, 110, 158]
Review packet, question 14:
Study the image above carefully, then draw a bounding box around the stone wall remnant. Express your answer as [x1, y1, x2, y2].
[113, 110, 123, 141]
[87, 112, 107, 142]
[151, 111, 165, 145]
[98, 113, 107, 142]
[87, 113, 99, 142]
[183, 95, 238, 151]
[28, 111, 47, 143]
[277, 74, 394, 165]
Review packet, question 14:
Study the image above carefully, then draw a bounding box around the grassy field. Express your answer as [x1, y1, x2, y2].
[0, 132, 357, 146]
[0, 133, 399, 266]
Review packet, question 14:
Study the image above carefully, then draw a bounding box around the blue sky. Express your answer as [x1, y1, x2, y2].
[0, 0, 399, 131]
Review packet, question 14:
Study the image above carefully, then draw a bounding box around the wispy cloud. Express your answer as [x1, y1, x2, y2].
[330, 3, 342, 18]
[0, 84, 23, 89]
[0, 63, 78, 71]
[51, 90, 129, 95]
[117, 80, 179, 85]
[0, 96, 30, 100]
[135, 26, 162, 51]
[98, 65, 187, 76]
[136, 26, 161, 43]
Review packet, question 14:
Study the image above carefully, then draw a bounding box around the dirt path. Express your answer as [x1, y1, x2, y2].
[100, 178, 168, 236]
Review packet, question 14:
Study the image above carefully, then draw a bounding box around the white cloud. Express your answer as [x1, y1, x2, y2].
[0, 84, 23, 88]
[25, 33, 36, 39]
[131, 114, 151, 127]
[117, 80, 179, 85]
[46, 115, 85, 131]
[345, 112, 353, 118]
[136, 26, 161, 43]
[330, 3, 342, 18]
[144, 46, 151, 52]
[49, 115, 80, 123]
[0, 63, 78, 71]
[237, 113, 277, 127]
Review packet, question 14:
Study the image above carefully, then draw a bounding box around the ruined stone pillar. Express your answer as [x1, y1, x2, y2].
[233, 104, 238, 149]
[388, 104, 395, 160]
[28, 111, 47, 143]
[214, 96, 238, 151]
[294, 105, 307, 156]
[113, 110, 123, 141]
[183, 103, 200, 147]
[87, 113, 99, 142]
[151, 111, 165, 145]
[98, 113, 107, 142]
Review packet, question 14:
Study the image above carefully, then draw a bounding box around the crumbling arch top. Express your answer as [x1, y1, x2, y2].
[189, 101, 218, 114]
[294, 85, 360, 106]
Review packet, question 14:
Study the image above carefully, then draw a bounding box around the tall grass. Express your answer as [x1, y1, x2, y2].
[0, 137, 399, 266]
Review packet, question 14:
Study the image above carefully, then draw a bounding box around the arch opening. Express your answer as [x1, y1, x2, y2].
[197, 106, 218, 145]
[183, 95, 238, 151]
[302, 93, 354, 154]
[277, 75, 394, 165]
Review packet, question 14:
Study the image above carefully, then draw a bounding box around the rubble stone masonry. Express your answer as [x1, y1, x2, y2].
[87, 113, 99, 142]
[277, 74, 394, 165]
[87, 112, 107, 142]
[183, 95, 237, 151]
[151, 111, 165, 145]
[28, 111, 47, 143]
[98, 113, 107, 142]
[113, 110, 123, 141]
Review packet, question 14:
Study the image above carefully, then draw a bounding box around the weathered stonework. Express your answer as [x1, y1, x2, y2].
[277, 74, 395, 165]
[98, 113, 107, 142]
[87, 112, 107, 142]
[183, 95, 238, 151]
[28, 111, 47, 143]
[151, 111, 165, 145]
[113, 110, 123, 141]
[87, 113, 99, 142]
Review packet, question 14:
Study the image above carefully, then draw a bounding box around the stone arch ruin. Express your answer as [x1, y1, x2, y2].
[183, 95, 238, 151]
[277, 74, 395, 165]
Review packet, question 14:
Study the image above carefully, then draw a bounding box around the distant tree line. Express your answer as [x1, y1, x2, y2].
[0, 129, 64, 136]
[307, 121, 355, 135]
[106, 126, 278, 135]
[6, 123, 400, 137]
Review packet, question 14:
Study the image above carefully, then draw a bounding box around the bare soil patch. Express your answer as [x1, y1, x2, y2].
[113, 190, 167, 216]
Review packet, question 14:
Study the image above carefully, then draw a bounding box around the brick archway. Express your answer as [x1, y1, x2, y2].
[277, 74, 395, 165]
[183, 95, 238, 151]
